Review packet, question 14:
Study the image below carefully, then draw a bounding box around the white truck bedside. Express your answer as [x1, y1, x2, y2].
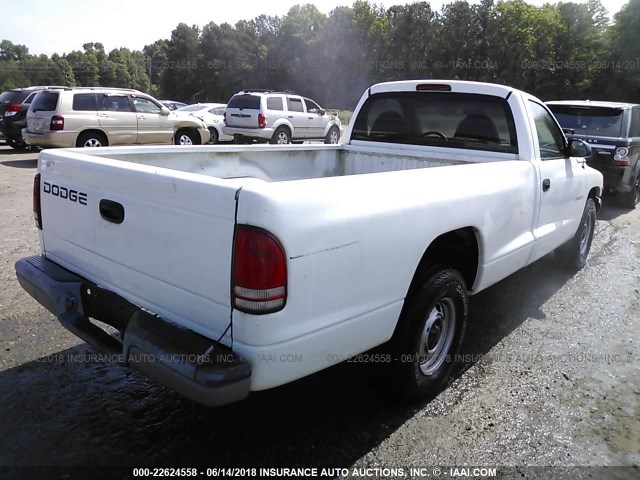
[16, 80, 603, 406]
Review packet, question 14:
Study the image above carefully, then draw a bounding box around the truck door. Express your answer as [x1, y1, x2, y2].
[529, 100, 585, 260]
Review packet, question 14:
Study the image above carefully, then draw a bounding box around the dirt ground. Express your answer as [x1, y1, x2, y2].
[0, 144, 638, 480]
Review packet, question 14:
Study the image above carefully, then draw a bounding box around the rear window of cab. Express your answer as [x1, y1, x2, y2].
[351, 91, 518, 154]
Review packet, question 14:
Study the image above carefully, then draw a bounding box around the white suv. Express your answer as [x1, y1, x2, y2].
[222, 90, 341, 144]
[23, 87, 209, 148]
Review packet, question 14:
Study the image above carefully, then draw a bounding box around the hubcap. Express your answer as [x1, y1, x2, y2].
[84, 138, 102, 147]
[419, 297, 456, 376]
[329, 130, 339, 144]
[277, 132, 289, 144]
[179, 135, 193, 145]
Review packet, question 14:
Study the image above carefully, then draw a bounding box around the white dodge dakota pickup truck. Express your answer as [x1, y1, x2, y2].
[16, 80, 603, 406]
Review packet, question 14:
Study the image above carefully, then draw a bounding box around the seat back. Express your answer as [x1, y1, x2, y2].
[454, 113, 500, 143]
[370, 111, 407, 136]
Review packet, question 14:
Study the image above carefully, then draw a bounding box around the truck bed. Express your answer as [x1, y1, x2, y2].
[71, 143, 504, 182]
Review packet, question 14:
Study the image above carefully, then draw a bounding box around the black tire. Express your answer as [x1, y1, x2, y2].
[207, 128, 219, 145]
[76, 131, 107, 148]
[619, 174, 640, 209]
[324, 125, 340, 144]
[174, 128, 199, 145]
[390, 268, 468, 399]
[7, 137, 28, 150]
[270, 126, 291, 145]
[555, 197, 597, 270]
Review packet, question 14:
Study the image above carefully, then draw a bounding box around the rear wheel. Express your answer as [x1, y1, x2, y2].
[7, 137, 28, 150]
[390, 268, 468, 399]
[76, 131, 107, 148]
[555, 197, 597, 270]
[175, 128, 199, 145]
[207, 128, 219, 145]
[325, 125, 340, 144]
[619, 175, 640, 209]
[270, 126, 291, 145]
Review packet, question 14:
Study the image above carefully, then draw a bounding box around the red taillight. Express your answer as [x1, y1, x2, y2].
[50, 115, 64, 131]
[258, 113, 266, 128]
[232, 226, 287, 314]
[5, 104, 21, 116]
[223, 111, 227, 125]
[33, 173, 42, 230]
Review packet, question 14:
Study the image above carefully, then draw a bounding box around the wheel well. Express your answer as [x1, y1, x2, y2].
[274, 125, 291, 135]
[407, 228, 480, 299]
[77, 129, 108, 145]
[588, 186, 602, 212]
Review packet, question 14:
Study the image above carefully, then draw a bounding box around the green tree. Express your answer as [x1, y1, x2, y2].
[160, 23, 200, 101]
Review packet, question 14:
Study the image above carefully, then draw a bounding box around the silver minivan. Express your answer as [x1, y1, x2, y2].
[222, 90, 341, 144]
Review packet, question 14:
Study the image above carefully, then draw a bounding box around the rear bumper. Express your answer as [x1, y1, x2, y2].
[589, 163, 636, 193]
[15, 255, 251, 406]
[23, 131, 76, 148]
[222, 126, 275, 140]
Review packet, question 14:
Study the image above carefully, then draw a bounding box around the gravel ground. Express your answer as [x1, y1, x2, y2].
[0, 144, 638, 480]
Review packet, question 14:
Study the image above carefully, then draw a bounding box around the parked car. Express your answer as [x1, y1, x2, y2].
[174, 103, 232, 144]
[222, 89, 341, 145]
[547, 100, 640, 208]
[22, 87, 209, 149]
[159, 100, 187, 111]
[0, 86, 66, 149]
[16, 80, 602, 407]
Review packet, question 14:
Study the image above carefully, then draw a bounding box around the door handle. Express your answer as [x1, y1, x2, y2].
[542, 178, 551, 192]
[98, 113, 108, 118]
[99, 199, 125, 224]
[288, 116, 293, 119]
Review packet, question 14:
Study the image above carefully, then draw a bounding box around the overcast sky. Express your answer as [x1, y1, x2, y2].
[2, 0, 629, 56]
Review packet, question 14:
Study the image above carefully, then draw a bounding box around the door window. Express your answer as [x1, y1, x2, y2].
[529, 101, 565, 160]
[99, 95, 132, 112]
[132, 97, 162, 114]
[287, 97, 304, 113]
[304, 98, 321, 112]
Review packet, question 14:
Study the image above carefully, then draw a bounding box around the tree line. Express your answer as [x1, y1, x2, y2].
[1, 0, 639, 110]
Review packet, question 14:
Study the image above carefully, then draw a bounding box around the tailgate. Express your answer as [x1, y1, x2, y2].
[37, 149, 239, 344]
[225, 94, 260, 128]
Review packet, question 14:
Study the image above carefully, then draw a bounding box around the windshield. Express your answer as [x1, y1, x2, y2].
[351, 91, 518, 153]
[548, 105, 624, 138]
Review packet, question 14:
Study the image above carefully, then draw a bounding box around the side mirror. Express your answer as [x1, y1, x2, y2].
[160, 106, 171, 116]
[317, 109, 326, 116]
[562, 127, 575, 135]
[568, 139, 591, 158]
